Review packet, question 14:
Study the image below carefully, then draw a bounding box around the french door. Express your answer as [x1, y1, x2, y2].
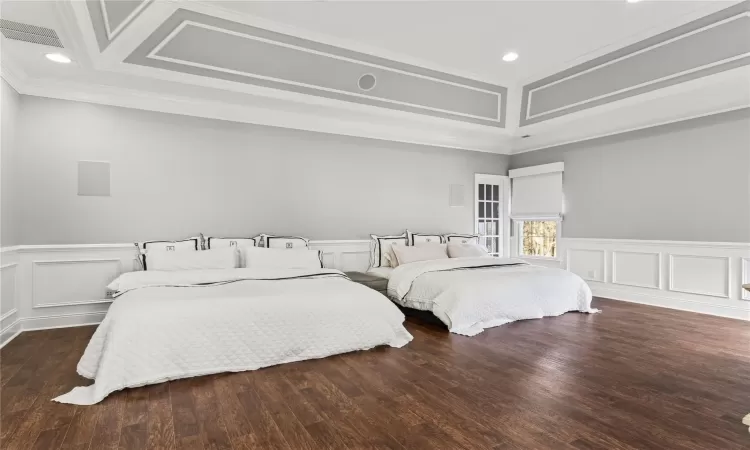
[474, 174, 510, 257]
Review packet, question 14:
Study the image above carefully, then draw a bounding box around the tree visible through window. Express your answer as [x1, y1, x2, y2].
[520, 221, 557, 258]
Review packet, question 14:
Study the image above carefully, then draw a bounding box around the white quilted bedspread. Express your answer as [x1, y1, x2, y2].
[54, 268, 412, 405]
[388, 258, 597, 336]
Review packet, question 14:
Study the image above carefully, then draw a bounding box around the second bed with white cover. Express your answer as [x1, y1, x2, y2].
[55, 268, 413, 405]
[386, 257, 598, 336]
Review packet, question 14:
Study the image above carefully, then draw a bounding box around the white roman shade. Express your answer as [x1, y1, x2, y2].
[509, 162, 564, 220]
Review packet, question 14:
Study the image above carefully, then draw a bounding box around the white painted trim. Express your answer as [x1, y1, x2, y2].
[512, 105, 750, 155]
[101, 0, 153, 40]
[566, 248, 607, 282]
[668, 254, 731, 298]
[0, 308, 18, 323]
[0, 262, 19, 270]
[31, 258, 122, 309]
[17, 78, 511, 155]
[741, 258, 750, 301]
[186, 0, 500, 86]
[525, 12, 750, 120]
[611, 250, 663, 290]
[593, 287, 749, 322]
[147, 21, 502, 123]
[509, 162, 565, 179]
[561, 238, 750, 249]
[22, 311, 107, 332]
[0, 322, 22, 349]
[149, 21, 503, 98]
[473, 174, 510, 257]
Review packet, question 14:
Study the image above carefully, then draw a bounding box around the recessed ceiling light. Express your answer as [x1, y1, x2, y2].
[627, 0, 642, 3]
[45, 53, 71, 64]
[502, 52, 519, 62]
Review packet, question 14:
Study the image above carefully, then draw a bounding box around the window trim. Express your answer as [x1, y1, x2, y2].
[512, 218, 562, 261]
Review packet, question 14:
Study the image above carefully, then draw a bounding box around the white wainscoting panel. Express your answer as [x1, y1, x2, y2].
[742, 258, 750, 301]
[566, 249, 606, 282]
[0, 240, 373, 347]
[32, 259, 122, 309]
[0, 250, 20, 347]
[611, 251, 661, 289]
[668, 254, 730, 298]
[562, 238, 749, 321]
[1, 263, 18, 318]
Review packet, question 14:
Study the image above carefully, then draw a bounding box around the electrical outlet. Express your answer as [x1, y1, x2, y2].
[105, 289, 117, 299]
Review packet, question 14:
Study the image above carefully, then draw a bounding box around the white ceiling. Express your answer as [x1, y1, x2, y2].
[0, 0, 746, 155]
[211, 0, 734, 84]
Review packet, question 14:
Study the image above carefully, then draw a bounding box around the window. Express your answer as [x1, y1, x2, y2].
[517, 220, 558, 258]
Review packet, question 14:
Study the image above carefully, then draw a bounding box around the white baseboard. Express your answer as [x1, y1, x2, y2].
[592, 286, 750, 321]
[22, 311, 107, 332]
[0, 319, 22, 349]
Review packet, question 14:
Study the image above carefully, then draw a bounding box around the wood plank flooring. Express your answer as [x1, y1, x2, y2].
[1, 298, 749, 449]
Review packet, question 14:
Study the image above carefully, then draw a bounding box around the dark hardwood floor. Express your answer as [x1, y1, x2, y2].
[1, 298, 749, 450]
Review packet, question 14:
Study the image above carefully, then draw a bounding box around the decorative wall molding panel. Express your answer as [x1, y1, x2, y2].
[124, 9, 507, 128]
[565, 249, 606, 282]
[560, 238, 750, 321]
[0, 240, 371, 347]
[520, 2, 750, 125]
[87, 0, 152, 50]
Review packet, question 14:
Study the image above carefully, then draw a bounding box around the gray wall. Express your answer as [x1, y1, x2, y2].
[13, 95, 508, 245]
[510, 108, 750, 243]
[1, 79, 20, 247]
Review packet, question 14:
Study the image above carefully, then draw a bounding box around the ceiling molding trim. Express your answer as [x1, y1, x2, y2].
[0, 54, 28, 93]
[520, 2, 750, 126]
[124, 9, 507, 128]
[100, 0, 152, 40]
[87, 0, 153, 51]
[18, 78, 512, 155]
[511, 105, 749, 155]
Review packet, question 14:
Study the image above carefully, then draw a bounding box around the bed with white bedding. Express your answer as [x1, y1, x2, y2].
[387, 257, 598, 336]
[55, 268, 413, 405]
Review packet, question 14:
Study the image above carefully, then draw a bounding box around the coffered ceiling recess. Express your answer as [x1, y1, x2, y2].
[1, 0, 748, 154]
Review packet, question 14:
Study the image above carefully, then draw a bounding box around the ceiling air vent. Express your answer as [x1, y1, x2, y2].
[0, 19, 63, 48]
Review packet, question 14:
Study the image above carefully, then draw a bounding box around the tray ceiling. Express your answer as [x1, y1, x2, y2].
[0, 0, 747, 154]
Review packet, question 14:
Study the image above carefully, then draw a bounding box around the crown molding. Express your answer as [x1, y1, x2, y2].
[18, 76, 512, 154]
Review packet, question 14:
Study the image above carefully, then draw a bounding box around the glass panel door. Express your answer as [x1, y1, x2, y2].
[475, 174, 509, 257]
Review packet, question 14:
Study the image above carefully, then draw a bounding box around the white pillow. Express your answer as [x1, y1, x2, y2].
[206, 236, 260, 249]
[146, 247, 238, 271]
[443, 234, 480, 245]
[262, 235, 310, 249]
[241, 246, 322, 269]
[387, 245, 401, 268]
[138, 237, 201, 270]
[407, 231, 444, 246]
[392, 243, 448, 266]
[447, 242, 490, 258]
[369, 233, 408, 268]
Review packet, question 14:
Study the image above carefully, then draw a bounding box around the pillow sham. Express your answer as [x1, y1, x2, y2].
[392, 243, 448, 266]
[241, 246, 323, 269]
[407, 231, 444, 246]
[146, 247, 238, 271]
[137, 237, 201, 270]
[443, 234, 480, 245]
[447, 242, 490, 258]
[262, 234, 310, 249]
[206, 236, 260, 249]
[369, 233, 408, 268]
